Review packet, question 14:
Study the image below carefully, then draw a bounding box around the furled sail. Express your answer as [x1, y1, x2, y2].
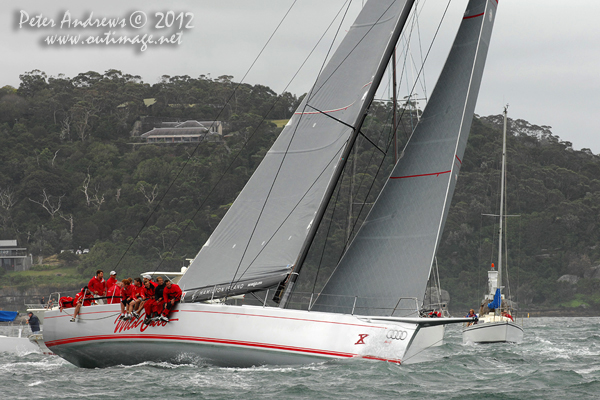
[179, 0, 415, 301]
[312, 0, 498, 316]
[488, 288, 502, 310]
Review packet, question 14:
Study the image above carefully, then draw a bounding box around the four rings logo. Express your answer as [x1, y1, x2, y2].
[386, 329, 408, 340]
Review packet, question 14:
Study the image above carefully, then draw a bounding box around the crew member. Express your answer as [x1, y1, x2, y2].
[119, 279, 135, 320]
[107, 280, 123, 304]
[129, 278, 144, 318]
[59, 295, 75, 311]
[106, 271, 118, 291]
[501, 310, 514, 321]
[71, 286, 94, 322]
[88, 270, 106, 303]
[160, 279, 182, 322]
[465, 309, 477, 317]
[142, 279, 157, 325]
[465, 309, 477, 326]
[151, 276, 166, 321]
[26, 312, 41, 333]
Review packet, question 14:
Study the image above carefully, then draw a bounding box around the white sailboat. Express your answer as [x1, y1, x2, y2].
[462, 106, 524, 344]
[43, 0, 498, 368]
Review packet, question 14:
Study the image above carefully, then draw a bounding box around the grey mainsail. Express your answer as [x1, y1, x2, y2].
[180, 0, 415, 301]
[312, 0, 498, 316]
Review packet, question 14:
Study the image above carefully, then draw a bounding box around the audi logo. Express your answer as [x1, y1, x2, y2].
[386, 329, 408, 340]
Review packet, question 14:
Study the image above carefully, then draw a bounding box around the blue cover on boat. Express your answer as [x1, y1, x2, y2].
[0, 311, 18, 322]
[488, 288, 501, 310]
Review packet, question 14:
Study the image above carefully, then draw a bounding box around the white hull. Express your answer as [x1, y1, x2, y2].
[413, 325, 445, 348]
[403, 324, 445, 362]
[462, 320, 523, 344]
[43, 303, 425, 368]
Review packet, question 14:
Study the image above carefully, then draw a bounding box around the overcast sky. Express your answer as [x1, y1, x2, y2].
[3, 1, 599, 153]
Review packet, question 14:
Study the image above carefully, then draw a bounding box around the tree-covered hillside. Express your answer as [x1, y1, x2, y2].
[1, 69, 599, 315]
[439, 116, 600, 313]
[0, 70, 298, 283]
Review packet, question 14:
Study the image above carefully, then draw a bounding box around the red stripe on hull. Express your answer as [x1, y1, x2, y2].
[47, 307, 384, 329]
[45, 333, 401, 364]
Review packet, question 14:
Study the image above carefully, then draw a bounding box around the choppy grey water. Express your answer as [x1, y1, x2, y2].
[1, 317, 599, 399]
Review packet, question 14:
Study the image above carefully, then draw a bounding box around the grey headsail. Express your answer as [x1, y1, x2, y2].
[179, 0, 415, 302]
[312, 0, 498, 316]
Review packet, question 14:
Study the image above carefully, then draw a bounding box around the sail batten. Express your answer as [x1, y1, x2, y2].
[180, 0, 416, 301]
[312, 0, 498, 316]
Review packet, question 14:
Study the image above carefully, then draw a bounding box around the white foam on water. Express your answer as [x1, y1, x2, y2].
[0, 358, 68, 373]
[118, 360, 199, 369]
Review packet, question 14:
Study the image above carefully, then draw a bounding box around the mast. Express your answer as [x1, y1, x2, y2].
[311, 0, 498, 316]
[497, 105, 508, 300]
[279, 0, 416, 307]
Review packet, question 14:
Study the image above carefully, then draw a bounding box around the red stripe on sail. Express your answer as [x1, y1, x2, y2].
[390, 170, 451, 179]
[463, 12, 484, 20]
[294, 102, 355, 115]
[294, 81, 372, 115]
[455, 155, 462, 164]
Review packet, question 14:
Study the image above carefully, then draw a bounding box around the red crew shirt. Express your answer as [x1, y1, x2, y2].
[106, 276, 118, 291]
[122, 284, 135, 300]
[106, 284, 122, 304]
[142, 284, 156, 299]
[163, 284, 182, 303]
[88, 276, 106, 296]
[75, 290, 94, 306]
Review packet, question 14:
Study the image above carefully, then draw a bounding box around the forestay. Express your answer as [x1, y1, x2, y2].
[180, 0, 414, 301]
[312, 0, 499, 316]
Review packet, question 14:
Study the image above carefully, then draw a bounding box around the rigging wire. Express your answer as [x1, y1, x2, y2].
[233, 0, 422, 304]
[233, 0, 452, 295]
[134, 0, 355, 278]
[224, 0, 355, 297]
[112, 0, 302, 272]
[345, 0, 452, 247]
[316, 0, 452, 268]
[415, 0, 428, 101]
[142, 0, 454, 301]
[327, 5, 423, 262]
[311, 163, 348, 296]
[227, 0, 437, 294]
[308, 1, 455, 306]
[393, 0, 452, 145]
[304, 0, 402, 102]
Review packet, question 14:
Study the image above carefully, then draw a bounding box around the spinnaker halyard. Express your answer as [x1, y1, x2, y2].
[43, 0, 498, 368]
